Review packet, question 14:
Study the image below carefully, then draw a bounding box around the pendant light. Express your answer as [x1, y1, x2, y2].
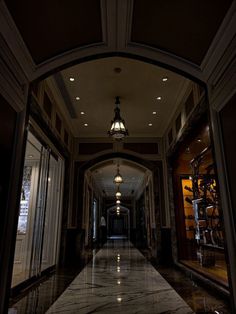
[116, 190, 121, 198]
[108, 96, 128, 140]
[114, 165, 123, 184]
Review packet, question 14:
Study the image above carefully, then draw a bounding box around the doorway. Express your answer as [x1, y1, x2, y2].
[11, 131, 64, 287]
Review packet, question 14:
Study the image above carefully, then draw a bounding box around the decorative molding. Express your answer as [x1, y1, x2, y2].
[46, 76, 77, 134]
[101, 0, 117, 50]
[201, 1, 236, 82]
[208, 61, 236, 112]
[1, 0, 235, 87]
[124, 43, 204, 82]
[0, 0, 203, 83]
[52, 73, 77, 119]
[207, 34, 236, 111]
[0, 34, 28, 112]
[116, 0, 133, 49]
[0, 1, 36, 79]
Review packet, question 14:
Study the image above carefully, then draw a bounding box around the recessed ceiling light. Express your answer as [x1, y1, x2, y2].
[152, 111, 157, 115]
[76, 96, 80, 100]
[148, 123, 153, 126]
[80, 111, 85, 115]
[197, 138, 202, 142]
[28, 154, 33, 158]
[69, 77, 75, 81]
[156, 96, 162, 100]
[84, 123, 88, 127]
[162, 77, 168, 82]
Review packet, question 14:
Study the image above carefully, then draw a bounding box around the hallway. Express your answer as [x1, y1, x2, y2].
[1, 1, 236, 313]
[45, 240, 193, 314]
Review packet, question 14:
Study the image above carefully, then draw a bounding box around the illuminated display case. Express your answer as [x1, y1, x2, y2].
[173, 122, 228, 288]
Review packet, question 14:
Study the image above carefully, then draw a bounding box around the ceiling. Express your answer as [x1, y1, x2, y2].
[3, 0, 229, 200]
[4, 0, 102, 64]
[51, 57, 189, 137]
[4, 0, 233, 67]
[90, 159, 147, 198]
[131, 0, 233, 64]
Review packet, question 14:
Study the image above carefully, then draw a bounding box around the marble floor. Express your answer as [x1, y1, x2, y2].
[45, 240, 193, 314]
[9, 240, 231, 314]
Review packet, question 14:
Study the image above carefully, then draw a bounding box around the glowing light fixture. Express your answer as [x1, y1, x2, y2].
[116, 188, 121, 199]
[116, 199, 121, 204]
[108, 97, 128, 140]
[114, 165, 123, 184]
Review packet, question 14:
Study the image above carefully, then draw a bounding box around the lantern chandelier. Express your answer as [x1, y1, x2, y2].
[108, 96, 128, 140]
[116, 189, 121, 199]
[114, 164, 123, 184]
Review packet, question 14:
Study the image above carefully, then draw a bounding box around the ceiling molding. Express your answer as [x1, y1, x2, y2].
[45, 76, 77, 134]
[0, 33, 28, 111]
[1, 0, 234, 87]
[0, 2, 36, 80]
[0, 0, 202, 82]
[201, 1, 236, 82]
[53, 73, 77, 119]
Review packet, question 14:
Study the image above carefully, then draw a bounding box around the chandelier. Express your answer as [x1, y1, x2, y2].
[108, 96, 128, 140]
[114, 165, 123, 184]
[116, 189, 121, 198]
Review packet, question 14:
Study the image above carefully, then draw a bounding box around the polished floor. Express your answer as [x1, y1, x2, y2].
[9, 240, 231, 313]
[46, 240, 193, 313]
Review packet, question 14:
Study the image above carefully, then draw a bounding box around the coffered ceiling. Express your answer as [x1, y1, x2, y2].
[131, 0, 233, 65]
[4, 0, 103, 64]
[1, 0, 234, 81]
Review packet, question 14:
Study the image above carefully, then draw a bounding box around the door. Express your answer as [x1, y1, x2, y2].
[11, 131, 64, 287]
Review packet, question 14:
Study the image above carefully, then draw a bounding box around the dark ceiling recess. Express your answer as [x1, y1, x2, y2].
[5, 0, 103, 64]
[131, 0, 233, 65]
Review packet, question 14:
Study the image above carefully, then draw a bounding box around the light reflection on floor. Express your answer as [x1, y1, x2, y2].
[9, 241, 231, 314]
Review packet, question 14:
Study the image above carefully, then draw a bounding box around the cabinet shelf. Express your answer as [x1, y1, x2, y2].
[200, 243, 224, 251]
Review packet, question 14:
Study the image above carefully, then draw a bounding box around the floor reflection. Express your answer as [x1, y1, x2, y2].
[9, 240, 231, 314]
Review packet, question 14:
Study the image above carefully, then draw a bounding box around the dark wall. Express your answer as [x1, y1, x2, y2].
[0, 95, 16, 238]
[0, 94, 26, 314]
[220, 93, 236, 226]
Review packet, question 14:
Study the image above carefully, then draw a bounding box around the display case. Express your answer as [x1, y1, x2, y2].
[173, 122, 228, 288]
[189, 146, 224, 267]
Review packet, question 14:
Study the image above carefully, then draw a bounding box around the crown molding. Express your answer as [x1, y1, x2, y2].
[201, 1, 236, 82]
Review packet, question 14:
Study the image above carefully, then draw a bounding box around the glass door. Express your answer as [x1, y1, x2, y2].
[30, 144, 50, 277]
[11, 132, 42, 286]
[11, 131, 64, 287]
[41, 154, 64, 271]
